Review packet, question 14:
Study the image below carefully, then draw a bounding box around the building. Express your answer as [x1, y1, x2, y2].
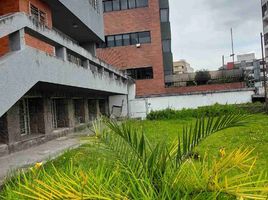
[223, 54, 265, 94]
[173, 60, 194, 74]
[262, 0, 268, 57]
[0, 0, 131, 156]
[96, 0, 174, 96]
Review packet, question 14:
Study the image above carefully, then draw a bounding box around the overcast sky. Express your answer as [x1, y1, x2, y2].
[169, 0, 263, 71]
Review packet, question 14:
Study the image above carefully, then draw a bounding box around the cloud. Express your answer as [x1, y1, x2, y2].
[170, 0, 263, 70]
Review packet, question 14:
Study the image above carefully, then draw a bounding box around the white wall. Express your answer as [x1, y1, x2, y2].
[129, 90, 254, 119]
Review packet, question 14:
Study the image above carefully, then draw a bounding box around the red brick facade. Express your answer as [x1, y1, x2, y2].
[0, 0, 54, 56]
[97, 0, 166, 96]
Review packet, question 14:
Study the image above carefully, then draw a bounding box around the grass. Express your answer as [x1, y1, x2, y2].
[1, 111, 268, 199]
[129, 114, 268, 173]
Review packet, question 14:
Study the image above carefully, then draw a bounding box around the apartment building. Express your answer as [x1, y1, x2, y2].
[96, 0, 173, 96]
[0, 0, 130, 156]
[173, 60, 194, 74]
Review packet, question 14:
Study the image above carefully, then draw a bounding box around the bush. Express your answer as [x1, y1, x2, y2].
[147, 103, 265, 120]
[195, 70, 211, 85]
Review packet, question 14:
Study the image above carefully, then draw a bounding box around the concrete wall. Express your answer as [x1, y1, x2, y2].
[59, 0, 104, 41]
[129, 89, 255, 119]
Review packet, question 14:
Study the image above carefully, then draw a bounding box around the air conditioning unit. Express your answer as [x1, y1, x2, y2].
[136, 43, 141, 48]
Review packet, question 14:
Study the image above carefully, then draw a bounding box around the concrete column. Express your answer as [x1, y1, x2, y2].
[6, 103, 21, 144]
[56, 47, 68, 61]
[9, 29, 26, 51]
[84, 99, 90, 123]
[67, 99, 75, 128]
[43, 98, 53, 135]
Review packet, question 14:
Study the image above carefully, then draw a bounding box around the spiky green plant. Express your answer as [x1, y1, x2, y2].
[2, 114, 268, 199]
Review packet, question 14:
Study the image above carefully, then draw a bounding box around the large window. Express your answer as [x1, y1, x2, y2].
[103, 0, 148, 12]
[98, 31, 151, 48]
[160, 8, 169, 22]
[127, 67, 153, 80]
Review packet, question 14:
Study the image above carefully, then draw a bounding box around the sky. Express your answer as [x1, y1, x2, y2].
[169, 0, 263, 71]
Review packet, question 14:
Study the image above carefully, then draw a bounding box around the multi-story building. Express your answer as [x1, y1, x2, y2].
[173, 60, 194, 74]
[0, 0, 130, 156]
[262, 0, 268, 57]
[96, 0, 174, 96]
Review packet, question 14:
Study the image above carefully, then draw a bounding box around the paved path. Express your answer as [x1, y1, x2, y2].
[0, 132, 87, 185]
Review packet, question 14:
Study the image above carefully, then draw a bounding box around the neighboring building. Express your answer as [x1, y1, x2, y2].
[223, 54, 265, 94]
[262, 0, 268, 57]
[173, 60, 194, 74]
[96, 0, 174, 96]
[0, 0, 130, 155]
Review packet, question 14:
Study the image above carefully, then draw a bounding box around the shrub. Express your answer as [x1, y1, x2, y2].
[146, 103, 265, 120]
[195, 70, 211, 85]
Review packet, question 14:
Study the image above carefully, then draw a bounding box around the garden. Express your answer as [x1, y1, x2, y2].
[1, 104, 268, 199]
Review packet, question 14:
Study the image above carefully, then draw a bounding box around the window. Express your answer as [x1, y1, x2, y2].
[130, 33, 138, 45]
[160, 8, 169, 22]
[103, 0, 113, 12]
[115, 35, 123, 46]
[138, 31, 151, 43]
[136, 0, 148, 8]
[127, 67, 153, 80]
[30, 4, 47, 25]
[113, 0, 120, 11]
[107, 35, 115, 47]
[98, 31, 151, 48]
[123, 34, 130, 46]
[103, 0, 148, 12]
[128, 0, 136, 9]
[162, 40, 171, 52]
[121, 0, 128, 10]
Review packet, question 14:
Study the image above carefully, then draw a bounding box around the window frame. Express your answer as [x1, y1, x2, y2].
[103, 0, 148, 12]
[127, 67, 154, 80]
[29, 3, 47, 26]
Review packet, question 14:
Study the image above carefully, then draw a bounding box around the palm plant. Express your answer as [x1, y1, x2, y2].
[102, 114, 268, 199]
[3, 114, 268, 199]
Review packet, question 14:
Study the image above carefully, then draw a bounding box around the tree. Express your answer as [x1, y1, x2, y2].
[195, 70, 211, 85]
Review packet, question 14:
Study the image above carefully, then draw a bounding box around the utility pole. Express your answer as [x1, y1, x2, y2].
[230, 28, 235, 64]
[260, 32, 268, 113]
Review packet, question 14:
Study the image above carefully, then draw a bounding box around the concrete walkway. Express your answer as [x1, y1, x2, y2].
[0, 133, 86, 185]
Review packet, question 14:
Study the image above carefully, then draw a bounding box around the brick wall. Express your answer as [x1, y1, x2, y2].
[25, 33, 55, 55]
[0, 0, 19, 15]
[0, 36, 10, 57]
[97, 0, 166, 96]
[0, 0, 54, 56]
[137, 82, 246, 97]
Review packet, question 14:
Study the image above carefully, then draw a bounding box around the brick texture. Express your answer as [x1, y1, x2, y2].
[137, 82, 246, 97]
[0, 36, 10, 57]
[25, 33, 55, 55]
[97, 1, 166, 96]
[0, 0, 54, 56]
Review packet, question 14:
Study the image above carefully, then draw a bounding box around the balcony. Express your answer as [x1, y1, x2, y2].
[0, 13, 130, 117]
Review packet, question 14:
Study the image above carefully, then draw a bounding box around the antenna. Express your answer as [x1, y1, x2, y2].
[230, 28, 235, 63]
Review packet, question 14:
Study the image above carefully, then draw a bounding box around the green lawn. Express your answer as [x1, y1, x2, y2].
[1, 113, 268, 199]
[129, 114, 268, 173]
